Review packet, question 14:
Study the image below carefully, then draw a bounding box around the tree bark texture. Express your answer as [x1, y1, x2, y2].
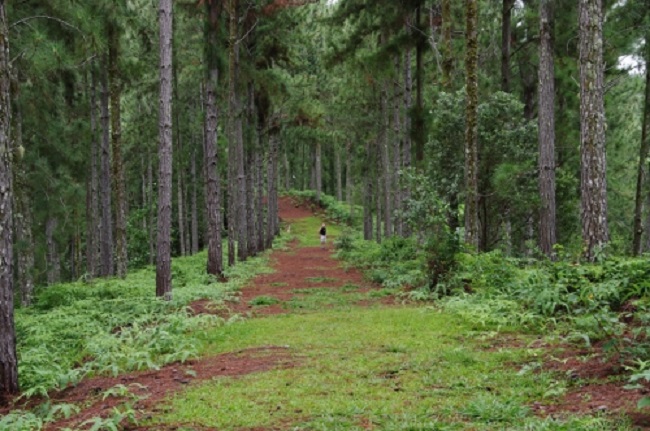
[173, 55, 186, 257]
[345, 141, 352, 205]
[633, 23, 650, 255]
[0, 0, 18, 396]
[414, 7, 425, 167]
[87, 64, 100, 277]
[156, 0, 173, 299]
[579, 0, 608, 261]
[266, 128, 279, 249]
[441, 0, 453, 90]
[335, 146, 342, 201]
[109, 21, 128, 278]
[204, 0, 223, 276]
[538, 0, 557, 258]
[99, 67, 114, 277]
[316, 141, 322, 202]
[256, 115, 265, 253]
[402, 48, 413, 237]
[464, 0, 480, 250]
[191, 150, 199, 255]
[393, 55, 402, 237]
[501, 0, 515, 93]
[363, 138, 373, 241]
[46, 217, 60, 285]
[147, 156, 155, 265]
[227, 0, 238, 265]
[380, 77, 392, 239]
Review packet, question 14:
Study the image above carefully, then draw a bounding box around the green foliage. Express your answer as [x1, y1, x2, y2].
[286, 190, 363, 226]
[336, 231, 427, 290]
[249, 295, 280, 306]
[14, 249, 273, 396]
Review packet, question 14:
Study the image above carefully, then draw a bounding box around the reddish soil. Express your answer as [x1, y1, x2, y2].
[533, 345, 650, 428]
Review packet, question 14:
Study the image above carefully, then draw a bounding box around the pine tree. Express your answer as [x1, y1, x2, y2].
[464, 0, 479, 250]
[579, 0, 608, 261]
[538, 0, 557, 258]
[0, 0, 19, 398]
[156, 0, 173, 299]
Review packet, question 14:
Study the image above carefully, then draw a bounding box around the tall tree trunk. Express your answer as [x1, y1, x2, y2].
[266, 127, 279, 249]
[204, 0, 223, 276]
[380, 77, 392, 239]
[393, 55, 402, 236]
[87, 64, 100, 277]
[633, 25, 650, 255]
[191, 149, 199, 255]
[147, 156, 155, 265]
[538, 0, 557, 258]
[414, 7, 425, 168]
[227, 0, 239, 264]
[315, 141, 322, 202]
[246, 83, 256, 256]
[174, 62, 186, 257]
[464, 0, 480, 250]
[441, 0, 452, 90]
[335, 146, 342, 201]
[363, 137, 373, 240]
[0, 0, 17, 397]
[403, 46, 413, 237]
[579, 0, 608, 261]
[46, 217, 60, 285]
[375, 159, 382, 244]
[156, 0, 173, 299]
[501, 0, 515, 93]
[256, 132, 265, 253]
[345, 141, 352, 205]
[109, 21, 128, 278]
[99, 66, 114, 276]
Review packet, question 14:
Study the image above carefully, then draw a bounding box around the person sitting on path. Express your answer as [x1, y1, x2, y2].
[319, 223, 327, 249]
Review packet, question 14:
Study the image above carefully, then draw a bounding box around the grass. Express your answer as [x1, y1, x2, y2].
[147, 307, 632, 430]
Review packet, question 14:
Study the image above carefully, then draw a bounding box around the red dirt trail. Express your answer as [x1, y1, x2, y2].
[10, 196, 384, 430]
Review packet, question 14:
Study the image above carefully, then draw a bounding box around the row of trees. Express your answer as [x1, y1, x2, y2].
[1, 0, 649, 400]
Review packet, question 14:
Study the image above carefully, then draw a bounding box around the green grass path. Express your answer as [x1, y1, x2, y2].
[147, 215, 633, 431]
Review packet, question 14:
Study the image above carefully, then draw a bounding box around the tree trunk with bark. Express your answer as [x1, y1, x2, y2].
[501, 0, 515, 93]
[109, 21, 128, 278]
[579, 0, 608, 261]
[45, 217, 60, 285]
[335, 146, 342, 201]
[87, 65, 100, 277]
[464, 0, 480, 250]
[156, 0, 173, 299]
[266, 127, 279, 249]
[204, 0, 223, 276]
[99, 66, 114, 277]
[345, 141, 352, 205]
[0, 0, 18, 397]
[393, 54, 402, 236]
[633, 22, 650, 255]
[538, 0, 557, 258]
[380, 76, 392, 239]
[174, 66, 186, 257]
[191, 149, 199, 254]
[315, 141, 322, 202]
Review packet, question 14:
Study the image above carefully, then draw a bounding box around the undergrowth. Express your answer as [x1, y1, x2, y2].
[12, 241, 283, 402]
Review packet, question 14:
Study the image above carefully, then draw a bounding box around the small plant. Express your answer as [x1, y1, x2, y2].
[249, 296, 280, 306]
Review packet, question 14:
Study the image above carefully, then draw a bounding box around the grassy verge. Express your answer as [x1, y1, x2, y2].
[150, 308, 633, 430]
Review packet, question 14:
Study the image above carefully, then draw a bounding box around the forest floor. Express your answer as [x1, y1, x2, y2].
[16, 197, 650, 430]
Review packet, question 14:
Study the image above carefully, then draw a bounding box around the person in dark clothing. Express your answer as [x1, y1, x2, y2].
[319, 223, 327, 248]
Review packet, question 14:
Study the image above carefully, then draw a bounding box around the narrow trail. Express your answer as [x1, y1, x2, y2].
[41, 196, 387, 431]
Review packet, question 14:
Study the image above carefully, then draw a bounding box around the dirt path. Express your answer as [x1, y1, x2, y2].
[36, 196, 384, 430]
